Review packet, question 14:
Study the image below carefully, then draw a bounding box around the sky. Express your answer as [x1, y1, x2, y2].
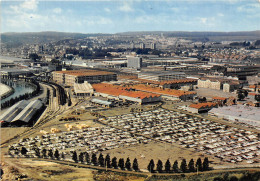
[1, 0, 260, 33]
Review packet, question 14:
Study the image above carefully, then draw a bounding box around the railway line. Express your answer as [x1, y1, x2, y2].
[0, 81, 75, 148]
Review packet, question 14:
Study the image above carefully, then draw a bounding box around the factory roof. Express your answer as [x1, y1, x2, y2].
[189, 102, 218, 109]
[0, 100, 28, 122]
[91, 98, 112, 106]
[92, 83, 160, 100]
[212, 96, 227, 100]
[74, 81, 93, 94]
[12, 100, 43, 123]
[53, 69, 115, 76]
[138, 71, 186, 76]
[136, 78, 197, 85]
[131, 84, 196, 97]
[209, 105, 260, 122]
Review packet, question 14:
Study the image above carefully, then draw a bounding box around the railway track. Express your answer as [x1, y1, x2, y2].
[0, 82, 77, 148]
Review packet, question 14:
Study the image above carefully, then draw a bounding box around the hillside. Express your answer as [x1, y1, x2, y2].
[0, 31, 111, 47]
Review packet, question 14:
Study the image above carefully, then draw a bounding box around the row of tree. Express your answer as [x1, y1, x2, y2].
[11, 147, 210, 174]
[72, 151, 139, 171]
[147, 157, 210, 173]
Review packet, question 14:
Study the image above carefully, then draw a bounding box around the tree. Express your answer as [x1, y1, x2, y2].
[29, 53, 39, 61]
[147, 159, 155, 173]
[125, 157, 131, 171]
[98, 153, 105, 167]
[156, 160, 163, 173]
[105, 154, 111, 168]
[118, 158, 125, 170]
[196, 158, 203, 171]
[172, 160, 179, 173]
[72, 151, 78, 163]
[229, 176, 238, 181]
[188, 159, 195, 172]
[34, 147, 40, 158]
[61, 152, 65, 160]
[165, 159, 171, 173]
[203, 157, 209, 171]
[91, 153, 97, 165]
[48, 149, 53, 159]
[79, 152, 84, 163]
[133, 158, 139, 171]
[42, 148, 47, 158]
[54, 149, 59, 160]
[111, 157, 118, 169]
[255, 94, 260, 102]
[85, 152, 90, 164]
[21, 147, 28, 156]
[180, 159, 187, 173]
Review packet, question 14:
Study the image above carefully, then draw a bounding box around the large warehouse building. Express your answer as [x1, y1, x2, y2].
[0, 99, 44, 126]
[52, 69, 117, 86]
[138, 71, 186, 81]
[209, 105, 260, 129]
[92, 83, 161, 104]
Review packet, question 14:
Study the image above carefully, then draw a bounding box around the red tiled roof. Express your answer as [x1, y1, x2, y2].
[212, 96, 227, 101]
[92, 83, 160, 99]
[189, 102, 217, 109]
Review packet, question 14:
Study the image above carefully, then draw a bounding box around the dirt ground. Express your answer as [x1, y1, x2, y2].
[2, 157, 96, 181]
[103, 141, 223, 171]
[195, 88, 237, 99]
[0, 127, 28, 144]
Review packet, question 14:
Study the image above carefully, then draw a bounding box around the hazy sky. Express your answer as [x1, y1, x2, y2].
[1, 0, 260, 33]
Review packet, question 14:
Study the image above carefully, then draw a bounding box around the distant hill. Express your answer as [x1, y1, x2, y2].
[0, 31, 111, 47]
[117, 30, 260, 42]
[1, 31, 260, 47]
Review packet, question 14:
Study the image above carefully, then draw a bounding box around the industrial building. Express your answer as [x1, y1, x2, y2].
[138, 71, 186, 81]
[188, 102, 218, 113]
[131, 84, 196, 101]
[73, 81, 94, 96]
[197, 77, 240, 92]
[0, 99, 44, 126]
[52, 69, 117, 86]
[0, 69, 33, 78]
[127, 56, 142, 70]
[209, 105, 260, 128]
[92, 83, 161, 104]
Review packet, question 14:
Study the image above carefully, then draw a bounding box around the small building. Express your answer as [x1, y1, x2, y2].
[74, 81, 94, 96]
[212, 97, 228, 105]
[91, 98, 113, 108]
[188, 102, 218, 113]
[127, 56, 142, 70]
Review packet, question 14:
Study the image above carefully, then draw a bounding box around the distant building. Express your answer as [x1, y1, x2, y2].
[92, 83, 161, 104]
[52, 69, 117, 86]
[138, 71, 186, 81]
[151, 43, 156, 50]
[140, 43, 145, 49]
[127, 56, 142, 70]
[197, 77, 240, 92]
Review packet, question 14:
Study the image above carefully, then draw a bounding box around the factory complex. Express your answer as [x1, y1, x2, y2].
[52, 69, 117, 86]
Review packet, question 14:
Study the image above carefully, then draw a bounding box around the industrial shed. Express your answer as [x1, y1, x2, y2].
[91, 98, 113, 107]
[0, 100, 28, 123]
[209, 105, 260, 128]
[10, 99, 44, 126]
